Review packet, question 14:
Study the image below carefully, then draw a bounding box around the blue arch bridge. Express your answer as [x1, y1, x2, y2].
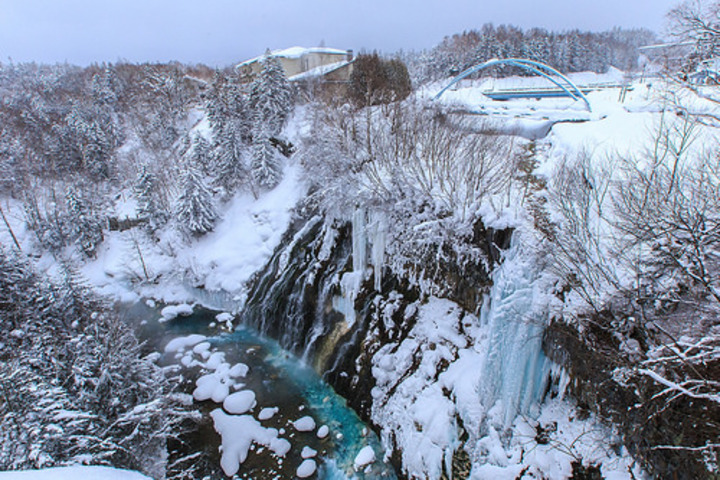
[433, 58, 595, 112]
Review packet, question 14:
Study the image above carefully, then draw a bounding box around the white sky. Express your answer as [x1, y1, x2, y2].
[0, 0, 681, 66]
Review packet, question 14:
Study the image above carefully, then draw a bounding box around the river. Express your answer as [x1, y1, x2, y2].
[124, 302, 397, 480]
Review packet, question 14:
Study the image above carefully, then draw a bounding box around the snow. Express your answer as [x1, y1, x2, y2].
[164, 334, 207, 353]
[301, 446, 317, 458]
[317, 424, 330, 438]
[293, 415, 316, 432]
[193, 372, 230, 402]
[258, 406, 279, 420]
[181, 163, 306, 295]
[0, 467, 151, 480]
[228, 362, 249, 377]
[237, 46, 349, 67]
[370, 236, 641, 479]
[354, 446, 376, 470]
[289, 60, 353, 81]
[210, 409, 290, 477]
[159, 303, 193, 321]
[77, 161, 306, 311]
[296, 459, 317, 478]
[223, 390, 257, 414]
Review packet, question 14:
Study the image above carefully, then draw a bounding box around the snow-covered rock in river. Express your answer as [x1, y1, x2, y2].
[223, 390, 257, 414]
[317, 424, 329, 438]
[293, 415, 316, 432]
[159, 303, 194, 322]
[301, 446, 317, 458]
[164, 334, 206, 353]
[210, 409, 290, 477]
[354, 446, 376, 470]
[295, 459, 317, 478]
[258, 406, 279, 420]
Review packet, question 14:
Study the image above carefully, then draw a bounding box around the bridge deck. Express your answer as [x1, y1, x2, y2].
[481, 83, 628, 101]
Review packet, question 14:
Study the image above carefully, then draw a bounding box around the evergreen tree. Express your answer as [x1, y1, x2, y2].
[206, 71, 251, 194]
[192, 136, 212, 174]
[135, 164, 169, 232]
[91, 68, 118, 107]
[0, 247, 198, 476]
[213, 122, 248, 194]
[65, 186, 104, 258]
[251, 127, 283, 189]
[176, 161, 218, 235]
[249, 54, 293, 136]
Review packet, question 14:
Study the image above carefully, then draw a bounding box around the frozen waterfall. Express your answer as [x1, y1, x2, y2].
[477, 236, 551, 428]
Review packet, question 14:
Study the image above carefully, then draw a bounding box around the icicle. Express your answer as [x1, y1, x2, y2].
[369, 211, 386, 291]
[352, 208, 367, 273]
[332, 208, 368, 327]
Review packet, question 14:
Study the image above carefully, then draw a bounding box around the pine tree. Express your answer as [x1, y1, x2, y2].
[65, 186, 104, 258]
[0, 246, 198, 475]
[249, 54, 293, 136]
[251, 127, 283, 189]
[176, 161, 218, 235]
[135, 164, 169, 232]
[207, 71, 251, 194]
[190, 135, 212, 174]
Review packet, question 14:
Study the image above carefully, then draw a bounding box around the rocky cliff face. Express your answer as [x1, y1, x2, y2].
[544, 317, 720, 480]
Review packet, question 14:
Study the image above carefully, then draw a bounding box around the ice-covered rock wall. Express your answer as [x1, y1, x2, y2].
[369, 235, 553, 478]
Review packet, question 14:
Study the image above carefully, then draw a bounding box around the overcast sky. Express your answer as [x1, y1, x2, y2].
[0, 0, 680, 66]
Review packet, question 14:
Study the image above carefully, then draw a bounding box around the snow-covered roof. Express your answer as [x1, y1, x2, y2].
[288, 59, 354, 82]
[237, 46, 350, 68]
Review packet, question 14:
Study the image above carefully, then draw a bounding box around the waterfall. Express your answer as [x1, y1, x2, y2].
[477, 236, 551, 428]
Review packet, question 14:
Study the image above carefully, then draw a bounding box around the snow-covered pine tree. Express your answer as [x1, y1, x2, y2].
[91, 68, 118, 107]
[135, 164, 169, 232]
[249, 53, 293, 137]
[251, 126, 283, 189]
[65, 186, 104, 258]
[206, 71, 251, 194]
[213, 122, 248, 194]
[0, 247, 199, 476]
[176, 160, 218, 235]
[191, 136, 212, 175]
[65, 103, 119, 179]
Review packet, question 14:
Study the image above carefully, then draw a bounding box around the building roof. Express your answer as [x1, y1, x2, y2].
[237, 46, 350, 68]
[288, 59, 354, 82]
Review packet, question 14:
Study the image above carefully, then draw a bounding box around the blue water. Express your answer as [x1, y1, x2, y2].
[133, 304, 396, 479]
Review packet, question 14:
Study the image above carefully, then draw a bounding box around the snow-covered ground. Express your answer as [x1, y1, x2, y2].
[0, 467, 150, 480]
[78, 160, 306, 308]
